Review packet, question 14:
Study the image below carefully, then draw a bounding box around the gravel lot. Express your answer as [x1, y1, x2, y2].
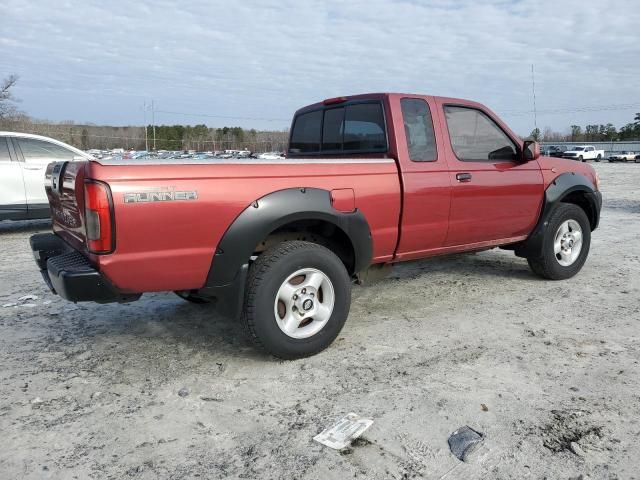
[1, 162, 638, 479]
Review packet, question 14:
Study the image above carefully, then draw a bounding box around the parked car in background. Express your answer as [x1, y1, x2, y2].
[548, 145, 568, 157]
[30, 93, 601, 358]
[636, 154, 640, 163]
[0, 132, 92, 221]
[257, 151, 285, 160]
[608, 151, 636, 162]
[563, 145, 604, 162]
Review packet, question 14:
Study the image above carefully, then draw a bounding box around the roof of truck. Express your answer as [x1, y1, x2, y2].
[295, 92, 483, 115]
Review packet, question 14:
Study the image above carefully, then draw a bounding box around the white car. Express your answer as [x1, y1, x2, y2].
[0, 132, 93, 221]
[608, 151, 636, 162]
[562, 145, 605, 162]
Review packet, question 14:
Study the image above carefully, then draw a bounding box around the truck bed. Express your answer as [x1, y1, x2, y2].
[48, 158, 401, 293]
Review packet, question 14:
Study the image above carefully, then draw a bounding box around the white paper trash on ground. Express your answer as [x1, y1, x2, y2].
[313, 413, 373, 450]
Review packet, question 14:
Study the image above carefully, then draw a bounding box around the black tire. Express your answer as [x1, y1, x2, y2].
[579, 155, 584, 162]
[527, 203, 591, 280]
[596, 154, 601, 162]
[174, 291, 210, 304]
[242, 241, 351, 359]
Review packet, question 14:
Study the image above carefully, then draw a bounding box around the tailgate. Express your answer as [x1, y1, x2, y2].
[45, 161, 88, 251]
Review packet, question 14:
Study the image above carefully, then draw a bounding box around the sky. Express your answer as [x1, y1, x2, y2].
[1, 0, 639, 135]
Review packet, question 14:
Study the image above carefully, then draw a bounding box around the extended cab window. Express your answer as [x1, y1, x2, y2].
[401, 98, 437, 162]
[289, 101, 387, 155]
[444, 106, 518, 162]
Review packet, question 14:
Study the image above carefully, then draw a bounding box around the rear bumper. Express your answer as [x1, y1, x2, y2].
[30, 233, 139, 303]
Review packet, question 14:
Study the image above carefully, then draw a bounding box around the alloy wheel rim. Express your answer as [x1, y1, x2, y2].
[273, 268, 335, 339]
[553, 219, 583, 266]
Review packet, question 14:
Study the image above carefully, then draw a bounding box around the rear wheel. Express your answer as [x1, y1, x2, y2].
[527, 203, 591, 280]
[596, 154, 601, 162]
[242, 241, 351, 359]
[579, 155, 584, 162]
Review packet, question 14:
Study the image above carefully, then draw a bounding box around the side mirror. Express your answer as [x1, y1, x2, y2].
[523, 140, 540, 161]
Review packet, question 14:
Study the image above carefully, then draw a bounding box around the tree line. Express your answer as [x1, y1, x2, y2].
[530, 113, 640, 143]
[0, 116, 289, 153]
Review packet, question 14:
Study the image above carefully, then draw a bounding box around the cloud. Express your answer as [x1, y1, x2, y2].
[1, 0, 639, 133]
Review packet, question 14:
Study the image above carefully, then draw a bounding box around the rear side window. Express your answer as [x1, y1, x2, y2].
[0, 138, 11, 162]
[444, 106, 518, 162]
[289, 101, 387, 155]
[401, 98, 437, 162]
[17, 138, 76, 161]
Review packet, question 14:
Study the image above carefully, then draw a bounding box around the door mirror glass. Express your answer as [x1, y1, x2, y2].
[523, 140, 540, 161]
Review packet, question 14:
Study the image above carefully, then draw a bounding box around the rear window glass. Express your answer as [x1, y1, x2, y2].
[343, 103, 386, 151]
[401, 98, 437, 162]
[289, 110, 322, 153]
[322, 108, 344, 151]
[289, 101, 387, 155]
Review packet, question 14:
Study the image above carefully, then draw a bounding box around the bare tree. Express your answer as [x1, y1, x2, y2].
[0, 74, 21, 119]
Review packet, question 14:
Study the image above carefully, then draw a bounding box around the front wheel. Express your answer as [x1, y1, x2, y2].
[527, 203, 591, 280]
[242, 241, 351, 359]
[579, 155, 584, 162]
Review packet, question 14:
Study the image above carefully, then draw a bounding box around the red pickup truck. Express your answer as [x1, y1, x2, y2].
[30, 93, 601, 359]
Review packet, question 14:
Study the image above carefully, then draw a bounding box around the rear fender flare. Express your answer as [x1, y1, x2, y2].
[200, 188, 373, 318]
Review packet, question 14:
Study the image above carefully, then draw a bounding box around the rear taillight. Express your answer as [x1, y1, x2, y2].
[84, 181, 114, 254]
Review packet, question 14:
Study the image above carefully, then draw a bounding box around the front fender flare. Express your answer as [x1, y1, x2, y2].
[514, 172, 601, 259]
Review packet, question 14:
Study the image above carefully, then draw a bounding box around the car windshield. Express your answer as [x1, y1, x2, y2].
[573, 147, 585, 151]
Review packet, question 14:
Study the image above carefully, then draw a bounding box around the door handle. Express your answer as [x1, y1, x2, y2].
[456, 172, 472, 182]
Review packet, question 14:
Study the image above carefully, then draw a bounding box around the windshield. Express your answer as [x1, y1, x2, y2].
[573, 147, 585, 151]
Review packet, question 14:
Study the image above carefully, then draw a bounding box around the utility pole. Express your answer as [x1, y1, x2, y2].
[531, 64, 538, 132]
[143, 101, 149, 151]
[151, 100, 156, 151]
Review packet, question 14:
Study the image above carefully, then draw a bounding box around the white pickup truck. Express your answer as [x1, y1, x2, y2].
[562, 145, 604, 162]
